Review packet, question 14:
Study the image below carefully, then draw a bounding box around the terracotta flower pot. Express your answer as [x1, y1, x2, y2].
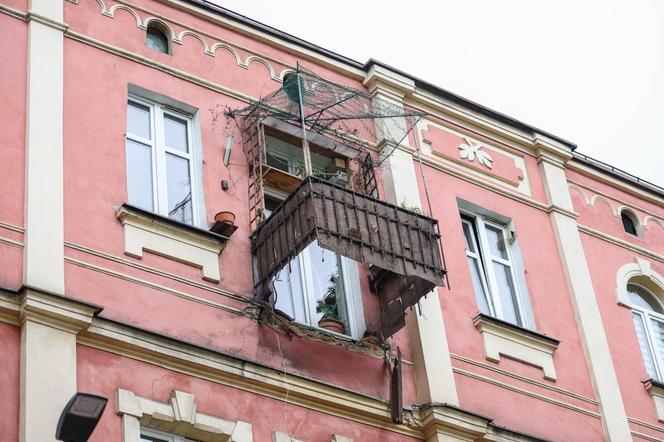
[214, 211, 236, 225]
[317, 318, 346, 334]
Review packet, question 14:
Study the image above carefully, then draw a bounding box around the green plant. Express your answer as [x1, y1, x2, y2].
[316, 272, 340, 319]
[399, 201, 423, 214]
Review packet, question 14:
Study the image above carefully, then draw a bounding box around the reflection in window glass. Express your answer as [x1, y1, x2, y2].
[146, 26, 170, 54]
[164, 115, 188, 152]
[127, 102, 151, 140]
[633, 312, 658, 378]
[166, 154, 192, 224]
[494, 262, 520, 324]
[126, 139, 153, 211]
[462, 214, 529, 328]
[486, 225, 507, 259]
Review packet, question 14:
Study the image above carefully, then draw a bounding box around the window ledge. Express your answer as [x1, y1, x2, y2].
[644, 379, 664, 422]
[115, 204, 228, 282]
[473, 313, 560, 381]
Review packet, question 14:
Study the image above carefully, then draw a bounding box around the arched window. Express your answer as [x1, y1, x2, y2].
[621, 210, 638, 236]
[629, 283, 664, 380]
[146, 23, 170, 54]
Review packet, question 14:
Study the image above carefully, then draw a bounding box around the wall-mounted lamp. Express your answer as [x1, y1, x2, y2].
[56, 393, 108, 442]
[224, 135, 233, 166]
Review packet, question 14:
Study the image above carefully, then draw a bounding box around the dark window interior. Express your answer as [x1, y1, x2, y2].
[621, 211, 638, 236]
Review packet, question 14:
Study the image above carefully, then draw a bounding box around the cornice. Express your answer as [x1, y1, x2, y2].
[18, 286, 102, 333]
[577, 224, 664, 265]
[363, 63, 415, 102]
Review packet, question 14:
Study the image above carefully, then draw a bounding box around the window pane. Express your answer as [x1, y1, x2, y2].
[493, 262, 521, 325]
[146, 27, 169, 54]
[462, 222, 475, 253]
[305, 242, 349, 333]
[164, 115, 188, 152]
[141, 435, 170, 442]
[274, 258, 306, 322]
[127, 102, 151, 139]
[126, 140, 153, 211]
[628, 284, 664, 313]
[166, 154, 193, 224]
[650, 318, 664, 380]
[486, 225, 508, 259]
[633, 313, 658, 378]
[467, 256, 491, 314]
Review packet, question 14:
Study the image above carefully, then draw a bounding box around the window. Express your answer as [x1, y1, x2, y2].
[621, 210, 638, 236]
[630, 283, 664, 381]
[263, 133, 363, 338]
[461, 212, 534, 328]
[125, 96, 201, 227]
[146, 22, 170, 54]
[141, 427, 199, 442]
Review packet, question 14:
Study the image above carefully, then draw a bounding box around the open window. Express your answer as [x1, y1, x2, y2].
[228, 67, 445, 341]
[261, 131, 363, 338]
[460, 202, 535, 330]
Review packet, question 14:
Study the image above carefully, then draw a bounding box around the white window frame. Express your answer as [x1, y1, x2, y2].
[140, 427, 195, 442]
[630, 283, 664, 381]
[265, 188, 366, 339]
[261, 131, 365, 339]
[461, 210, 535, 329]
[126, 94, 204, 228]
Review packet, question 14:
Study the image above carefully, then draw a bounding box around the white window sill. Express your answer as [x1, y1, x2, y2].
[115, 204, 229, 282]
[644, 379, 664, 422]
[473, 314, 560, 381]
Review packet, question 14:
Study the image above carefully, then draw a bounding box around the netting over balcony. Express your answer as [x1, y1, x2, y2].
[225, 65, 427, 158]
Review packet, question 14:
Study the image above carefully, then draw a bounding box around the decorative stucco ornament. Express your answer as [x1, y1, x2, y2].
[459, 138, 493, 169]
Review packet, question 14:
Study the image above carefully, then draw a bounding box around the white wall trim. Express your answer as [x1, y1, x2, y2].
[23, 0, 66, 295]
[615, 258, 664, 307]
[538, 151, 632, 440]
[473, 315, 558, 381]
[644, 380, 664, 423]
[116, 388, 253, 442]
[115, 205, 225, 282]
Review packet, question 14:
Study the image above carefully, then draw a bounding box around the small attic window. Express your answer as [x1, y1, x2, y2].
[146, 23, 170, 54]
[621, 210, 638, 236]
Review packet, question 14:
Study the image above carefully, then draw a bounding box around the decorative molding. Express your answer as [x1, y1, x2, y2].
[450, 353, 597, 406]
[117, 388, 253, 441]
[567, 180, 664, 234]
[578, 224, 664, 265]
[421, 124, 525, 188]
[473, 314, 559, 381]
[0, 236, 23, 249]
[459, 137, 493, 168]
[628, 416, 664, 434]
[115, 205, 226, 282]
[615, 258, 664, 307]
[64, 241, 249, 303]
[453, 367, 601, 420]
[272, 433, 353, 442]
[644, 380, 664, 423]
[66, 0, 289, 81]
[273, 432, 303, 442]
[64, 256, 244, 316]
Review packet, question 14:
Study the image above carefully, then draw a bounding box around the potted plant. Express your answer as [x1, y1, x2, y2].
[316, 273, 346, 334]
[214, 210, 236, 225]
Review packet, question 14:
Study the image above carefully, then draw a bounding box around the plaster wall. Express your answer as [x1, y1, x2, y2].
[0, 14, 27, 290]
[77, 345, 419, 442]
[416, 161, 599, 437]
[0, 322, 20, 441]
[60, 1, 414, 405]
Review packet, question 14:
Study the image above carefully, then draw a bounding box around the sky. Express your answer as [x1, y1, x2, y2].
[210, 0, 664, 188]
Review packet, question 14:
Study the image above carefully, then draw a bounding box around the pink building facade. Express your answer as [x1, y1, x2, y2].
[1, 1, 663, 441]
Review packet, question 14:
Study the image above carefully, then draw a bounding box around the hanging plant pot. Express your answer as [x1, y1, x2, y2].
[214, 211, 236, 225]
[317, 318, 346, 334]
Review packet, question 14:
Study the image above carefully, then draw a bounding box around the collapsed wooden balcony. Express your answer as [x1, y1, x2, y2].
[252, 176, 446, 339]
